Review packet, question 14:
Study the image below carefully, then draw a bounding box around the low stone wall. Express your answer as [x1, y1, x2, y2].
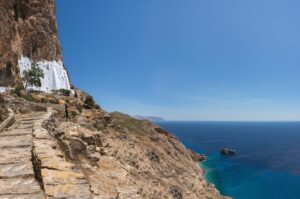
[0, 108, 15, 132]
[32, 107, 92, 198]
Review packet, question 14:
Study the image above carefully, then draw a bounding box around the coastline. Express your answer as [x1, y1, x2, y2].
[157, 121, 300, 199]
[198, 158, 232, 199]
[201, 157, 220, 188]
[200, 157, 226, 197]
[157, 121, 230, 199]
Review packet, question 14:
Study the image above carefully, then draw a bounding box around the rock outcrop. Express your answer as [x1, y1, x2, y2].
[0, 0, 69, 91]
[220, 148, 236, 156]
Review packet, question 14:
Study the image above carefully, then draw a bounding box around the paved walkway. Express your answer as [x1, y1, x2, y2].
[0, 113, 45, 199]
[0, 110, 92, 199]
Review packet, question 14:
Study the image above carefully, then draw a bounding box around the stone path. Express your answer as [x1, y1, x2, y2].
[32, 108, 92, 199]
[0, 113, 46, 199]
[0, 110, 92, 199]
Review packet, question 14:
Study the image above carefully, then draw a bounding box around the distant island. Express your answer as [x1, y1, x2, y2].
[133, 115, 165, 122]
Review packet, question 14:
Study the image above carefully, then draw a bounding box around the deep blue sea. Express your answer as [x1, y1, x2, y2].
[158, 121, 300, 199]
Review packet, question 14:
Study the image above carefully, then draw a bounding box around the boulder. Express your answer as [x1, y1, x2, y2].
[188, 149, 207, 162]
[220, 148, 236, 156]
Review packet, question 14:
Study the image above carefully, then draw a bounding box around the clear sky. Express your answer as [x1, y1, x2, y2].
[56, 0, 300, 121]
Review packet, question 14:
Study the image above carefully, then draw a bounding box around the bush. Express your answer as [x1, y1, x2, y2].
[76, 103, 83, 113]
[59, 89, 71, 97]
[11, 83, 24, 97]
[23, 94, 39, 103]
[40, 98, 47, 103]
[70, 109, 80, 118]
[50, 89, 58, 95]
[48, 98, 59, 104]
[95, 104, 101, 109]
[84, 95, 96, 109]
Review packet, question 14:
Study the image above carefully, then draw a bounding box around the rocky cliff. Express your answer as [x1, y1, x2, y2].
[0, 0, 69, 91]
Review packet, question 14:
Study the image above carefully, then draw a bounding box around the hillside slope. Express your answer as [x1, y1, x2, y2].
[0, 93, 229, 199]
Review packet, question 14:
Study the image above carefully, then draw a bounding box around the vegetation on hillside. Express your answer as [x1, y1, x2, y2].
[0, 94, 8, 122]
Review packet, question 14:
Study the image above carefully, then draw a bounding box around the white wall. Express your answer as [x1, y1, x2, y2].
[18, 56, 71, 92]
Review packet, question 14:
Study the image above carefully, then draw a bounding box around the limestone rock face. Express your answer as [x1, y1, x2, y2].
[0, 0, 62, 86]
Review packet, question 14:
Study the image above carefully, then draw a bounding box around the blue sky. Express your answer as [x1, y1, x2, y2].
[56, 0, 300, 121]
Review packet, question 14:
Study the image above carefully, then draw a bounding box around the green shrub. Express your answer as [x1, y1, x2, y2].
[48, 98, 59, 104]
[40, 98, 47, 103]
[59, 89, 71, 97]
[23, 94, 38, 102]
[84, 95, 96, 109]
[50, 89, 58, 95]
[70, 109, 80, 118]
[95, 104, 101, 109]
[76, 103, 83, 113]
[11, 83, 24, 97]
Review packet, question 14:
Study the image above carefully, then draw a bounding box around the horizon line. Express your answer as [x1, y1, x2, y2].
[157, 120, 300, 122]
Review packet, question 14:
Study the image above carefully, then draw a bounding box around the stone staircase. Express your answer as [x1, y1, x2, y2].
[0, 110, 92, 199]
[0, 113, 46, 199]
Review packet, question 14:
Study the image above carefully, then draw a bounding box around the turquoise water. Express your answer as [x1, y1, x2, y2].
[158, 121, 300, 199]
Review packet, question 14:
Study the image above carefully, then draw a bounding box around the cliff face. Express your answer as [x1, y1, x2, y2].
[0, 0, 63, 87]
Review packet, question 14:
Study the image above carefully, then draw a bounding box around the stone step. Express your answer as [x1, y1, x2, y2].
[16, 115, 45, 122]
[0, 129, 32, 137]
[0, 178, 43, 196]
[0, 162, 35, 178]
[0, 112, 45, 199]
[0, 148, 32, 164]
[12, 124, 34, 130]
[0, 193, 44, 199]
[0, 135, 32, 149]
[0, 110, 92, 198]
[33, 126, 92, 198]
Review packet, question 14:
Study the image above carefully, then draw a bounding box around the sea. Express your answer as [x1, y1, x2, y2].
[157, 121, 300, 199]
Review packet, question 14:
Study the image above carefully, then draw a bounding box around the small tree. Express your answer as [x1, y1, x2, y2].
[59, 89, 71, 96]
[84, 95, 101, 109]
[11, 82, 24, 97]
[84, 95, 96, 108]
[22, 62, 44, 92]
